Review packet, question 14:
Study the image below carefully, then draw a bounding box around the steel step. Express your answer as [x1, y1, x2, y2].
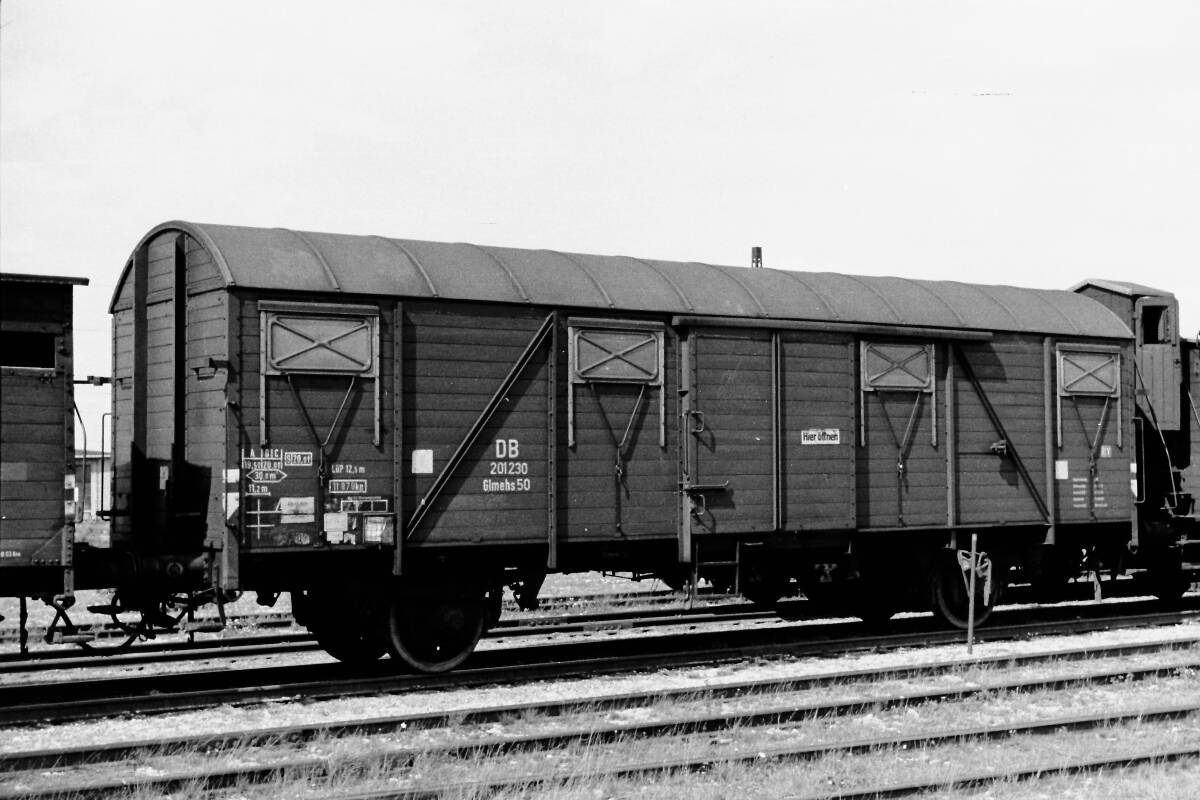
[86, 605, 128, 615]
[53, 633, 96, 644]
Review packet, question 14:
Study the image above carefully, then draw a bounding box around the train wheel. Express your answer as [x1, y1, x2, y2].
[1024, 544, 1080, 603]
[1147, 549, 1190, 603]
[930, 548, 1003, 628]
[388, 584, 485, 673]
[739, 558, 790, 608]
[483, 585, 503, 630]
[803, 577, 895, 628]
[741, 573, 787, 607]
[313, 623, 388, 664]
[302, 585, 388, 664]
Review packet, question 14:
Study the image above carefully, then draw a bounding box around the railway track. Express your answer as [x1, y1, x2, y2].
[0, 599, 766, 675]
[2, 598, 1198, 725]
[3, 635, 1196, 773]
[3, 636, 1197, 799]
[1, 579, 1185, 670]
[0, 586, 707, 646]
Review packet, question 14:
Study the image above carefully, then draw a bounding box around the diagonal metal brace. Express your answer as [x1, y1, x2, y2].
[953, 344, 1051, 524]
[406, 312, 556, 539]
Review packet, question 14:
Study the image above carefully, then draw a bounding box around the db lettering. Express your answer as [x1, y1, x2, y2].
[494, 439, 520, 459]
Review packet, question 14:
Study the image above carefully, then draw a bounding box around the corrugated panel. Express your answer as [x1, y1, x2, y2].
[114, 222, 1134, 340]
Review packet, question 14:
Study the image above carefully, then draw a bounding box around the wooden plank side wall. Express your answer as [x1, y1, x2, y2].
[953, 337, 1048, 525]
[143, 234, 177, 462]
[1183, 341, 1200, 499]
[856, 343, 945, 529]
[234, 292, 395, 550]
[0, 377, 68, 558]
[690, 331, 774, 534]
[184, 237, 231, 549]
[780, 332, 856, 530]
[564, 324, 678, 542]
[402, 304, 549, 545]
[0, 283, 72, 571]
[110, 303, 135, 546]
[1055, 341, 1134, 522]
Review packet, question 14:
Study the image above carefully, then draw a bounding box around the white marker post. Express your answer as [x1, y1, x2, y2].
[966, 532, 978, 655]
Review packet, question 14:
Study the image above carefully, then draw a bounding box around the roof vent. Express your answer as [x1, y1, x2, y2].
[751, 246, 762, 268]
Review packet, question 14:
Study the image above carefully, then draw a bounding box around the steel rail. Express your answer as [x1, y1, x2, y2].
[269, 705, 1200, 800]
[0, 602, 766, 675]
[796, 747, 1200, 800]
[0, 588, 707, 647]
[4, 644, 1197, 774]
[0, 578, 1185, 671]
[1, 603, 1198, 726]
[7, 699, 1196, 800]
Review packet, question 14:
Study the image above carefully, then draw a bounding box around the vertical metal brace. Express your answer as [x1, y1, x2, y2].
[224, 291, 243, 588]
[392, 301, 404, 576]
[659, 331, 667, 447]
[1042, 337, 1058, 545]
[930, 345, 938, 448]
[771, 332, 782, 531]
[678, 332, 694, 564]
[259, 311, 269, 447]
[847, 339, 858, 524]
[859, 368, 866, 449]
[546, 314, 559, 570]
[132, 247, 148, 452]
[567, 331, 575, 448]
[373, 315, 381, 447]
[172, 236, 187, 497]
[945, 345, 957, 528]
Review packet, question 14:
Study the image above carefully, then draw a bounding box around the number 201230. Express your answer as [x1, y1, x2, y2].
[489, 461, 529, 476]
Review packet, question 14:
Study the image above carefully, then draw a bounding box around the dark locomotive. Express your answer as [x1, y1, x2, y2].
[1, 222, 1198, 672]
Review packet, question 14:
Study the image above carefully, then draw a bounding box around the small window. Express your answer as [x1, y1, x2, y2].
[861, 342, 934, 392]
[0, 331, 56, 369]
[1058, 349, 1119, 396]
[570, 325, 662, 384]
[1140, 305, 1169, 345]
[263, 312, 377, 376]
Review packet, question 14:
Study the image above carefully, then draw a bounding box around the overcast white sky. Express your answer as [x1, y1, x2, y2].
[2, 1, 1198, 438]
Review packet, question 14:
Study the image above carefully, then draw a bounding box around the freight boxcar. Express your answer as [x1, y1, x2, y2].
[76, 221, 1195, 671]
[0, 273, 88, 604]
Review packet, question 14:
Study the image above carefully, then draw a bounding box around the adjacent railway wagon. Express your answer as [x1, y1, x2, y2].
[0, 273, 88, 601]
[3, 222, 1198, 671]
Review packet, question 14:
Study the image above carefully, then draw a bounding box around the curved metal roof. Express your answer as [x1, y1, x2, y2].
[114, 221, 1131, 339]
